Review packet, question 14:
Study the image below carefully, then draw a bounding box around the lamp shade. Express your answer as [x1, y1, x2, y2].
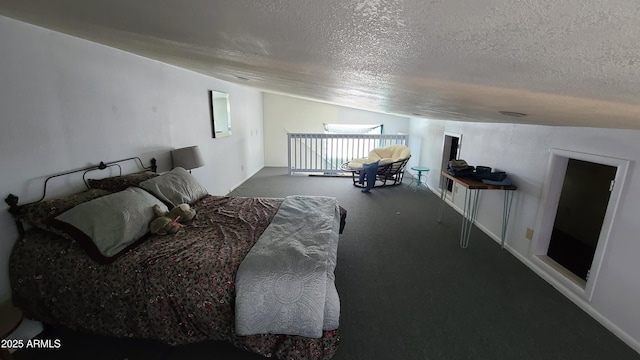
[171, 146, 205, 170]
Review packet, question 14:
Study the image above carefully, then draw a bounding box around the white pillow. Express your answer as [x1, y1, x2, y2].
[138, 167, 208, 207]
[50, 187, 168, 263]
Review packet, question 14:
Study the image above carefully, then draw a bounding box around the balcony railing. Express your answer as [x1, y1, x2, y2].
[287, 133, 409, 175]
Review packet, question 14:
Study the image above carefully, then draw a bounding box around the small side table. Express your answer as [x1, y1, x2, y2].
[408, 166, 430, 191]
[0, 306, 23, 360]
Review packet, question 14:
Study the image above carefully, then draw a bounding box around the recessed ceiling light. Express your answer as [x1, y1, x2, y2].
[499, 111, 528, 117]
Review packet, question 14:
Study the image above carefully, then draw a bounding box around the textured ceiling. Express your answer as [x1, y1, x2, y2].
[1, 0, 640, 129]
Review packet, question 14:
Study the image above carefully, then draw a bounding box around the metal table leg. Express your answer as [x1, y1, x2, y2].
[407, 172, 418, 191]
[501, 190, 515, 249]
[460, 188, 480, 248]
[437, 175, 450, 223]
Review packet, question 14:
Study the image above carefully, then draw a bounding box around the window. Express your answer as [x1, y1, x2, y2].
[323, 124, 383, 135]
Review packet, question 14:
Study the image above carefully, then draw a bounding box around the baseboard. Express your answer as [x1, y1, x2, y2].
[427, 185, 640, 355]
[508, 248, 640, 354]
[226, 166, 264, 195]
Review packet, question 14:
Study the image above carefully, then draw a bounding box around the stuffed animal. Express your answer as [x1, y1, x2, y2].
[149, 215, 182, 235]
[149, 205, 182, 235]
[149, 203, 197, 235]
[167, 203, 196, 223]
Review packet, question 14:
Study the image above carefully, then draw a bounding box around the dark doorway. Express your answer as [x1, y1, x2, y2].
[442, 135, 460, 192]
[547, 159, 616, 281]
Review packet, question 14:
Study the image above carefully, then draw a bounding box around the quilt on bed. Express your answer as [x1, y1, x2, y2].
[236, 195, 340, 338]
[9, 194, 340, 360]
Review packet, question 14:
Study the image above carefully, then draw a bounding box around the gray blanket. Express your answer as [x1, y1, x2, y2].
[235, 195, 341, 338]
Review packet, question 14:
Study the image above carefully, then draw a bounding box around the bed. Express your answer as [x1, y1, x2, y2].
[5, 157, 346, 360]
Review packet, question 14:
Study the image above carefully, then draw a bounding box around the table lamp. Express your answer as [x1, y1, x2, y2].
[171, 145, 204, 172]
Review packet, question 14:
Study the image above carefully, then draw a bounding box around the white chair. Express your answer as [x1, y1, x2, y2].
[342, 145, 411, 188]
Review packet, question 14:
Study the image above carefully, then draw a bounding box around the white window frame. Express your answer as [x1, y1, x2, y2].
[530, 148, 630, 301]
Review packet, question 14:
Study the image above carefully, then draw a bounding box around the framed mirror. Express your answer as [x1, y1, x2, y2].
[208, 90, 231, 138]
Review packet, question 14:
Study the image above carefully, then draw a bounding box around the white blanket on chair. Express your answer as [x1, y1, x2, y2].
[235, 195, 340, 338]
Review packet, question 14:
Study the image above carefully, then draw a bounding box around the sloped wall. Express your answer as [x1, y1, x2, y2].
[410, 118, 640, 352]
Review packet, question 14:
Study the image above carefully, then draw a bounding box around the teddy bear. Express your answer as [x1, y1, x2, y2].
[149, 203, 196, 235]
[166, 203, 196, 223]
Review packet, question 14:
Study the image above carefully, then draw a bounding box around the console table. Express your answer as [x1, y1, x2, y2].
[437, 171, 516, 248]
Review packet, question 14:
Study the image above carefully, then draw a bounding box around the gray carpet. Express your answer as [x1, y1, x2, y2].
[230, 168, 639, 360]
[15, 167, 640, 360]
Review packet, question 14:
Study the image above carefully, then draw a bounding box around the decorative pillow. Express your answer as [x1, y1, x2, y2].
[46, 187, 168, 264]
[17, 189, 112, 233]
[138, 167, 208, 207]
[88, 171, 158, 192]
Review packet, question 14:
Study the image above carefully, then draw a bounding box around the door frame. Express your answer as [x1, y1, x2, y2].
[530, 148, 630, 301]
[440, 132, 462, 199]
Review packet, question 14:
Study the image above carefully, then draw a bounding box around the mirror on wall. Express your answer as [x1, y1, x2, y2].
[208, 90, 231, 138]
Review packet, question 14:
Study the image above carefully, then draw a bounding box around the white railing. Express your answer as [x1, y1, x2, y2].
[287, 133, 409, 175]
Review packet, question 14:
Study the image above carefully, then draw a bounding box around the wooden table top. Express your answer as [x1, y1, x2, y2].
[441, 171, 517, 190]
[0, 306, 23, 339]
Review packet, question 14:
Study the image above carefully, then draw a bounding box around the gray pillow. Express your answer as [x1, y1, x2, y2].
[138, 167, 208, 207]
[88, 171, 158, 192]
[48, 187, 168, 264]
[17, 188, 112, 234]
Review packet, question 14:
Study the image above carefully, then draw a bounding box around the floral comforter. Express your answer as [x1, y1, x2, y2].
[9, 195, 339, 360]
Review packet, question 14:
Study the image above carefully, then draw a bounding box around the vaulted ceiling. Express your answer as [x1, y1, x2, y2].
[1, 1, 639, 129]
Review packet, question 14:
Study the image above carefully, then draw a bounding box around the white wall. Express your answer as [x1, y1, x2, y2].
[0, 15, 265, 306]
[263, 93, 410, 166]
[4, 12, 640, 354]
[409, 118, 640, 352]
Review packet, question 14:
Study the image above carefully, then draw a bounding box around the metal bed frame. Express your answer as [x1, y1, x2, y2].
[5, 157, 156, 237]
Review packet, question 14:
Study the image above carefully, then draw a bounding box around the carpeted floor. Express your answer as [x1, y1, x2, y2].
[14, 167, 640, 360]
